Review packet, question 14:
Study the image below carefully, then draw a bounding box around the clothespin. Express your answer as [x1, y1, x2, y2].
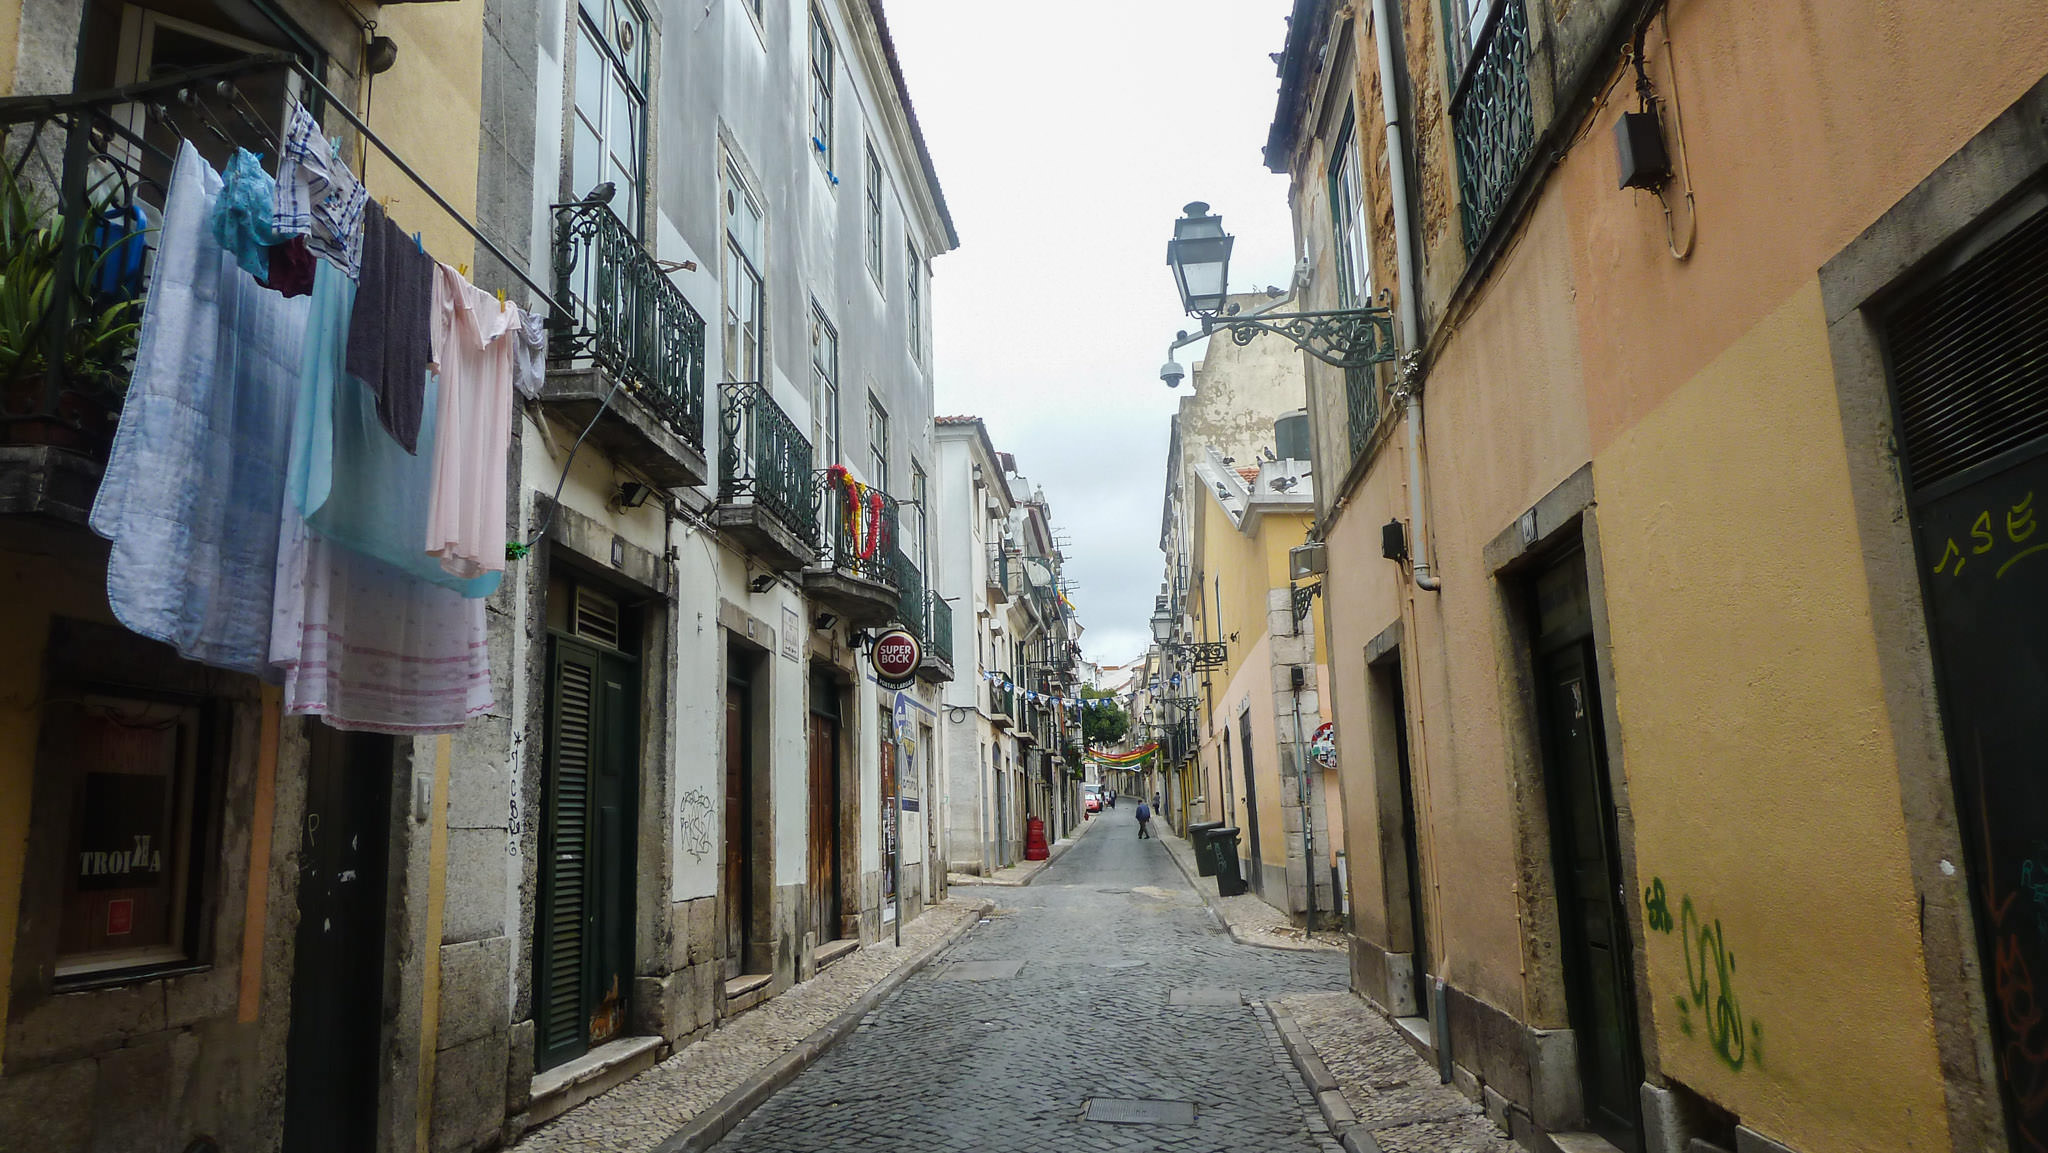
[457, 262, 469, 279]
[412, 232, 424, 255]
[496, 287, 506, 305]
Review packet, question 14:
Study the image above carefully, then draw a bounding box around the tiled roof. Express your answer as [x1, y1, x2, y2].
[935, 415, 981, 425]
[1236, 467, 1260, 484]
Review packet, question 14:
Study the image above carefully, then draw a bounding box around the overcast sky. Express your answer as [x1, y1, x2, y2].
[888, 0, 1299, 668]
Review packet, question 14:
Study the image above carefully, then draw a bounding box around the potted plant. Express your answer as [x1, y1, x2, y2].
[0, 164, 145, 454]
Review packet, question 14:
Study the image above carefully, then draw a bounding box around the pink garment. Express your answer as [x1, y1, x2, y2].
[271, 506, 494, 734]
[425, 262, 515, 579]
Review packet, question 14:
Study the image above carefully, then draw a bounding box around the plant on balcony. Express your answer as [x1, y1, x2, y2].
[0, 168, 145, 453]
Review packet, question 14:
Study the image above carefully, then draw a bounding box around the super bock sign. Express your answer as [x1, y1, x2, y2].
[872, 627, 922, 690]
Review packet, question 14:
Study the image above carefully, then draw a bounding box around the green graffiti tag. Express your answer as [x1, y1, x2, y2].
[1649, 878, 1763, 1072]
[1644, 877, 1673, 933]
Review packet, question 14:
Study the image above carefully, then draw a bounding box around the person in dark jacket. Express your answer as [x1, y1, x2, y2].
[1135, 802, 1152, 839]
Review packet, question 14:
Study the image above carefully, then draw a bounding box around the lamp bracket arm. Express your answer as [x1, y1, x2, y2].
[1197, 306, 1398, 369]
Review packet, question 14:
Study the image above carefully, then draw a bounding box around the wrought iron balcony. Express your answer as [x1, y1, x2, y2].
[921, 589, 954, 682]
[1450, 0, 1536, 257]
[801, 468, 901, 628]
[714, 383, 816, 570]
[893, 547, 926, 641]
[546, 199, 708, 487]
[990, 680, 1016, 727]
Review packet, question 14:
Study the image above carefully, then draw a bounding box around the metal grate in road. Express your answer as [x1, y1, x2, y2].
[1083, 1098, 1197, 1126]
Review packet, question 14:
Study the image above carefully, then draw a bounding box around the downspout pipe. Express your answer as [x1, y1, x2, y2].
[1372, 0, 1442, 593]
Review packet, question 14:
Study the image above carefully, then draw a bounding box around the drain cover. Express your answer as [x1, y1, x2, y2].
[938, 959, 1025, 981]
[1167, 987, 1244, 1007]
[1085, 1098, 1197, 1126]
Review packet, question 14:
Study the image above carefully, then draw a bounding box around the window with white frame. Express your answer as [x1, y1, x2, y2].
[906, 241, 924, 358]
[1329, 107, 1372, 308]
[865, 143, 885, 285]
[1447, 0, 1502, 75]
[811, 305, 840, 465]
[809, 7, 835, 172]
[572, 0, 648, 233]
[911, 462, 929, 574]
[723, 163, 765, 383]
[867, 394, 889, 487]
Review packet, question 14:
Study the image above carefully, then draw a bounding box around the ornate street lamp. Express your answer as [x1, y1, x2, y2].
[1161, 202, 1397, 377]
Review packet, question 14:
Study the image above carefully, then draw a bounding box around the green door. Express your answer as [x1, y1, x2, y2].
[536, 634, 639, 1072]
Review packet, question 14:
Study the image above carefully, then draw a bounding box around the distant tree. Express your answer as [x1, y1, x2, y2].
[1080, 686, 1130, 747]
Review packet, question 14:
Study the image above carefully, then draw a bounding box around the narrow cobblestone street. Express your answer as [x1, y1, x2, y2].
[713, 806, 1350, 1152]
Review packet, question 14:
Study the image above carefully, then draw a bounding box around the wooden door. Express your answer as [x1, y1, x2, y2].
[723, 686, 751, 980]
[1533, 550, 1641, 1151]
[536, 637, 638, 1071]
[283, 727, 392, 1153]
[1239, 714, 1263, 893]
[807, 709, 842, 943]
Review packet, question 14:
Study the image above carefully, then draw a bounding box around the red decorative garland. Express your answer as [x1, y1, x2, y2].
[827, 465, 887, 560]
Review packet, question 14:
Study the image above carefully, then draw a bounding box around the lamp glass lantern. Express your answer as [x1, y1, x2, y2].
[1149, 604, 1173, 645]
[1166, 202, 1233, 316]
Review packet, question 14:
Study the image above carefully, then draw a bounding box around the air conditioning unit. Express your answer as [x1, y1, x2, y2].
[1289, 541, 1327, 581]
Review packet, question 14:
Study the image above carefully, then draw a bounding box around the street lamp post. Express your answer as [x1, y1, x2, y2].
[1159, 202, 1399, 384]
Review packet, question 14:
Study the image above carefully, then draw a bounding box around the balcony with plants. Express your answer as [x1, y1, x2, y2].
[543, 195, 708, 489]
[714, 382, 816, 571]
[803, 465, 901, 628]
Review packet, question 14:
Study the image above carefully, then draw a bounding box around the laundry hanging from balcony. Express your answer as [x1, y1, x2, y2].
[89, 112, 532, 735]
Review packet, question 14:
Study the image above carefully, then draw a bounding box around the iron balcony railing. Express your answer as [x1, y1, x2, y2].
[813, 469, 901, 588]
[992, 679, 1015, 718]
[894, 546, 926, 640]
[718, 382, 816, 542]
[1345, 367, 1381, 455]
[1450, 0, 1536, 257]
[550, 199, 707, 451]
[926, 589, 953, 667]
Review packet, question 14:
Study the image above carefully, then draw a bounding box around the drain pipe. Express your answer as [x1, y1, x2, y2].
[1372, 0, 1441, 593]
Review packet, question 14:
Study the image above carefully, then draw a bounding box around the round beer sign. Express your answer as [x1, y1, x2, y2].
[872, 627, 922, 688]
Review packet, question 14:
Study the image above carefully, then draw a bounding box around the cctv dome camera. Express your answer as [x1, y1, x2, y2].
[1159, 358, 1186, 387]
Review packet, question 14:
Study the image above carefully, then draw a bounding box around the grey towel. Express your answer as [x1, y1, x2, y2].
[343, 199, 434, 452]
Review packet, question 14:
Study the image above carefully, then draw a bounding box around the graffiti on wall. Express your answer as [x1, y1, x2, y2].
[679, 787, 715, 863]
[1646, 877, 1764, 1073]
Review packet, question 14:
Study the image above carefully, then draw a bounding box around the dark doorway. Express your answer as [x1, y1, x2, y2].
[879, 706, 898, 926]
[1239, 711, 1263, 895]
[808, 669, 846, 944]
[536, 579, 641, 1072]
[724, 645, 764, 980]
[1371, 655, 1430, 1020]
[1877, 194, 2048, 1150]
[283, 725, 393, 1153]
[1531, 548, 1642, 1152]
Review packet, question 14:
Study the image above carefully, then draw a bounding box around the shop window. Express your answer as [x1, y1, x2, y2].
[47, 692, 213, 983]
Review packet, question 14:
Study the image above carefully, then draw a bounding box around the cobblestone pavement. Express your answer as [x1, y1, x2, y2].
[944, 814, 1097, 887]
[510, 898, 985, 1153]
[1274, 992, 1519, 1153]
[713, 805, 1351, 1152]
[1153, 825, 1345, 954]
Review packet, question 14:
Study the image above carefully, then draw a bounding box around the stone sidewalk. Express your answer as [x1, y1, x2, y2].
[509, 896, 990, 1153]
[1272, 991, 1520, 1153]
[1154, 823, 1346, 954]
[942, 809, 1098, 887]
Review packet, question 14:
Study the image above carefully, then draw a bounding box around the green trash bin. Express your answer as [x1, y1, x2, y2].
[1187, 821, 1224, 876]
[1210, 827, 1248, 896]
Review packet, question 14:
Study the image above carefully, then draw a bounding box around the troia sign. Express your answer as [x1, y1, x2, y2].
[872, 627, 922, 688]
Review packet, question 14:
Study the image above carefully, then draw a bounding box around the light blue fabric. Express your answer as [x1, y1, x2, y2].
[287, 260, 500, 598]
[211, 147, 277, 280]
[92, 141, 311, 675]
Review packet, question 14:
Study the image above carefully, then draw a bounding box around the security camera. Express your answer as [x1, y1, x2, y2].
[1159, 358, 1186, 388]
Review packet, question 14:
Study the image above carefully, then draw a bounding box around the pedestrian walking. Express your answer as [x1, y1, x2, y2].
[1135, 802, 1152, 839]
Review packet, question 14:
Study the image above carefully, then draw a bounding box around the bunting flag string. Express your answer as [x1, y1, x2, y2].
[1092, 742, 1158, 766]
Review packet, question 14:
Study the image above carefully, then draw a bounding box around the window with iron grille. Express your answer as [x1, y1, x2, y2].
[1448, 0, 1534, 256]
[811, 305, 840, 465]
[809, 7, 835, 172]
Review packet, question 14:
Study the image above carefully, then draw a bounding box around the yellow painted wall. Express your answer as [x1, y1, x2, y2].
[1594, 281, 1946, 1152]
[0, 548, 121, 1069]
[354, 4, 487, 268]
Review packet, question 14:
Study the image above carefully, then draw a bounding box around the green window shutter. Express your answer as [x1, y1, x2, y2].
[538, 639, 600, 1069]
